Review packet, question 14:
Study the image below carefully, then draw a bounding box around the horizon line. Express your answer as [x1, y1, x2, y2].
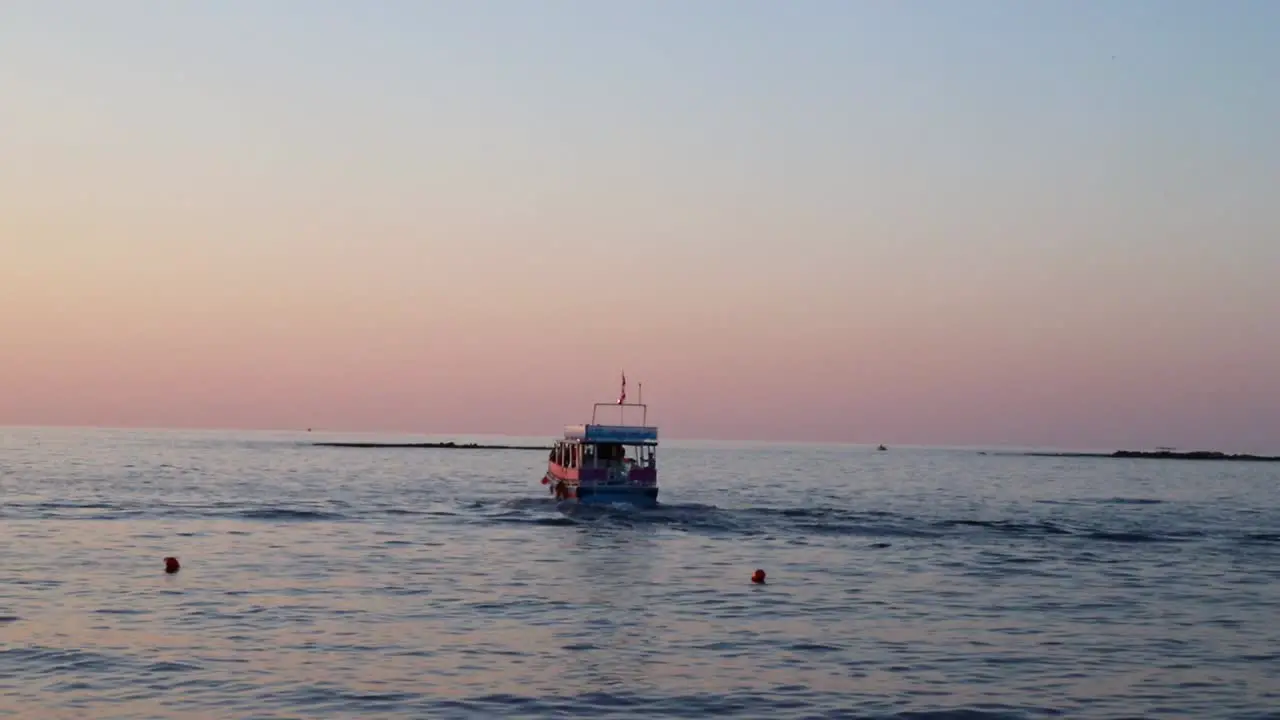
[0, 422, 1239, 455]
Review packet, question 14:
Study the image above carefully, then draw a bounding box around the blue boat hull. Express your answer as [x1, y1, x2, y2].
[574, 485, 659, 507]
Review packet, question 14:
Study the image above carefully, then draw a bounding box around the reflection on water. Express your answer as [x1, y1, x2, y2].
[558, 527, 662, 694]
[1, 428, 1278, 718]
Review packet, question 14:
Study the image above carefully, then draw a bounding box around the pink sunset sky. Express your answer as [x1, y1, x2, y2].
[2, 3, 1278, 452]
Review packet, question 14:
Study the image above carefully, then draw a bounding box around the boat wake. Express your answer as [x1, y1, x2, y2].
[2, 496, 1275, 551]
[480, 498, 1280, 551]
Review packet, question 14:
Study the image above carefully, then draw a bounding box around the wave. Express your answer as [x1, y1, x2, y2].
[1036, 497, 1165, 507]
[373, 690, 1053, 719]
[1084, 530, 1193, 543]
[236, 509, 345, 521]
[935, 519, 1073, 536]
[2, 497, 1274, 549]
[481, 501, 1277, 550]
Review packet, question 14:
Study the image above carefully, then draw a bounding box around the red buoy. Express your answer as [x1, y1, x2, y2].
[751, 569, 766, 584]
[164, 557, 181, 574]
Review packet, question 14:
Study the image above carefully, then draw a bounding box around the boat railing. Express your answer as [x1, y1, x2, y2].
[591, 402, 648, 426]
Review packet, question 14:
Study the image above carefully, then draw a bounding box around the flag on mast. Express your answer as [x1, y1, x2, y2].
[617, 371, 626, 404]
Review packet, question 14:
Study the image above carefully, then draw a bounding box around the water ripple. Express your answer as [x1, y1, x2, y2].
[1, 428, 1277, 718]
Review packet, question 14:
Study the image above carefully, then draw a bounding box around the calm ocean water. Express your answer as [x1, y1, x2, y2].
[1, 427, 1278, 719]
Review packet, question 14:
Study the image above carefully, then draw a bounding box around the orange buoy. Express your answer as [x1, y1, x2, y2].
[751, 569, 766, 584]
[164, 557, 181, 574]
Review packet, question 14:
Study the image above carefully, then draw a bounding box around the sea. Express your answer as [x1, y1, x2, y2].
[1, 427, 1278, 719]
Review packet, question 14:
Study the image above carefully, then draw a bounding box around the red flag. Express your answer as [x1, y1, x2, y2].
[617, 371, 626, 404]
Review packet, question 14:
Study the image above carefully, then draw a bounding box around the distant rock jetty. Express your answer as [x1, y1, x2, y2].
[1023, 450, 1280, 462]
[314, 441, 550, 451]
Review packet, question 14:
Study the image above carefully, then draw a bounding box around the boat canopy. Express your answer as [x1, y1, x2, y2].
[562, 424, 658, 445]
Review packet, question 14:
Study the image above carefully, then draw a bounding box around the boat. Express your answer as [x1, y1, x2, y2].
[541, 374, 659, 506]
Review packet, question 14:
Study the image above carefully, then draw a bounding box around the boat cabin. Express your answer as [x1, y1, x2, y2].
[547, 400, 659, 489]
[542, 394, 661, 504]
[549, 423, 658, 485]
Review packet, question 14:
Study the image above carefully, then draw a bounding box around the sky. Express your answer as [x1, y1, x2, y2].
[2, 1, 1278, 451]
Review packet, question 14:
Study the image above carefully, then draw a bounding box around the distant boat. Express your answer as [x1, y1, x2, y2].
[541, 374, 659, 506]
[877, 444, 887, 452]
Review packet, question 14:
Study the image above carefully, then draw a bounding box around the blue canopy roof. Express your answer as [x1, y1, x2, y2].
[563, 424, 658, 445]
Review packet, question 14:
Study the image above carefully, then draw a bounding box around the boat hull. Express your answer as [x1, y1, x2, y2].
[575, 484, 659, 507]
[544, 473, 659, 507]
